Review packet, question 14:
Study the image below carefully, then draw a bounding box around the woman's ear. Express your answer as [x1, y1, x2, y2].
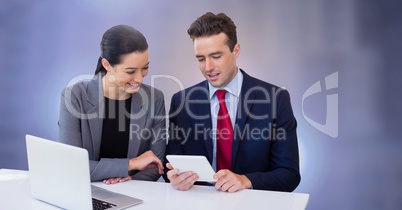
[101, 58, 112, 72]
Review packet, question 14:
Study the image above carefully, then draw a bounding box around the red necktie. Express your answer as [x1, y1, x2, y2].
[216, 90, 233, 171]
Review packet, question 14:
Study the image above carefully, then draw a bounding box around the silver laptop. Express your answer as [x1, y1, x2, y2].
[26, 134, 143, 210]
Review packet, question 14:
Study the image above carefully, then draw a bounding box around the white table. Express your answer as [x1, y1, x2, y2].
[0, 169, 309, 210]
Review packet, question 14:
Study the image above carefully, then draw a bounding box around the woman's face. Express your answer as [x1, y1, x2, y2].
[103, 50, 149, 99]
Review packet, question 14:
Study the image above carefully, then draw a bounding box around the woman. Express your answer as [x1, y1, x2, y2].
[58, 25, 166, 184]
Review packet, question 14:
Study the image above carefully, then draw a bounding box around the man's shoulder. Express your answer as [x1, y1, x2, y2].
[240, 70, 293, 105]
[242, 70, 284, 91]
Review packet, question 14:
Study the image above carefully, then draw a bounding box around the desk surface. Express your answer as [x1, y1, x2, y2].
[0, 169, 309, 210]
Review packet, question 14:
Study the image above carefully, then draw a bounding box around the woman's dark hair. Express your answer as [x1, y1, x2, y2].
[95, 25, 148, 75]
[187, 12, 237, 52]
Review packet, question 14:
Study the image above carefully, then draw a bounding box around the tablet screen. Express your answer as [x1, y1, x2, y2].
[166, 155, 216, 182]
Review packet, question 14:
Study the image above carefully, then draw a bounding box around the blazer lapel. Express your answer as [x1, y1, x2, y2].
[233, 70, 256, 163]
[127, 87, 147, 158]
[86, 74, 105, 161]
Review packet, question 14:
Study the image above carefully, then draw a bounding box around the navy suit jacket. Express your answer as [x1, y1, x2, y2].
[165, 69, 300, 192]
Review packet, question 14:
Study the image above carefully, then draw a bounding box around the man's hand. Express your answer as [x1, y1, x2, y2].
[213, 170, 252, 193]
[103, 176, 132, 185]
[166, 162, 199, 191]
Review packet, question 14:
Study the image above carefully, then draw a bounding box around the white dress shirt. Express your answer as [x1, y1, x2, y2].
[208, 68, 243, 171]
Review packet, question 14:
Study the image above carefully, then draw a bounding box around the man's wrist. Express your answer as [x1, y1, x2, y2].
[242, 175, 252, 189]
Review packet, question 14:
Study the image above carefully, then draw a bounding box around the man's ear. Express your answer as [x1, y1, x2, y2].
[101, 58, 112, 72]
[233, 44, 241, 58]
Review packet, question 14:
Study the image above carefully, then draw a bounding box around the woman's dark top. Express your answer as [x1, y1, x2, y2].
[99, 96, 132, 159]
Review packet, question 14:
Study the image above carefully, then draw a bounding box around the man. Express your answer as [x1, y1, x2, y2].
[164, 12, 300, 193]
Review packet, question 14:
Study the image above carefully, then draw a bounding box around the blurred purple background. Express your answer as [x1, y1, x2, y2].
[1, 0, 401, 209]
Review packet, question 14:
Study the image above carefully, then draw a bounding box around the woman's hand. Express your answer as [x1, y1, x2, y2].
[129, 150, 164, 174]
[103, 176, 132, 185]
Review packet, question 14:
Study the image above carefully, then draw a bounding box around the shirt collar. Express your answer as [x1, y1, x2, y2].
[209, 67, 243, 99]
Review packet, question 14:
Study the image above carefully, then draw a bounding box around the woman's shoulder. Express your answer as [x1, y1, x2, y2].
[140, 83, 164, 99]
[61, 74, 100, 98]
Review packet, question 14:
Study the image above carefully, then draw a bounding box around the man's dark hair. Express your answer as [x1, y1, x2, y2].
[187, 12, 237, 52]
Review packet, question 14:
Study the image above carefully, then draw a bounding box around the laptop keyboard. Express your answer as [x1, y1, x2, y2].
[92, 198, 117, 210]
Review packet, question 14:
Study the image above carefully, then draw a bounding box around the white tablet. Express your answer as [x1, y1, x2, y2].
[166, 155, 216, 182]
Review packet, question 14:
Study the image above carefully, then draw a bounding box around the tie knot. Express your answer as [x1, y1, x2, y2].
[215, 89, 227, 101]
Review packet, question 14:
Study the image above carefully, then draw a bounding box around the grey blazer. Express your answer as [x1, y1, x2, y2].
[58, 73, 166, 182]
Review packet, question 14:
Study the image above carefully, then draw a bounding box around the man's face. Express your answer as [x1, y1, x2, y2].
[194, 33, 240, 88]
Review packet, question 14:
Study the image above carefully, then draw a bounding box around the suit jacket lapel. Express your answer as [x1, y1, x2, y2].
[195, 82, 214, 161]
[233, 70, 256, 163]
